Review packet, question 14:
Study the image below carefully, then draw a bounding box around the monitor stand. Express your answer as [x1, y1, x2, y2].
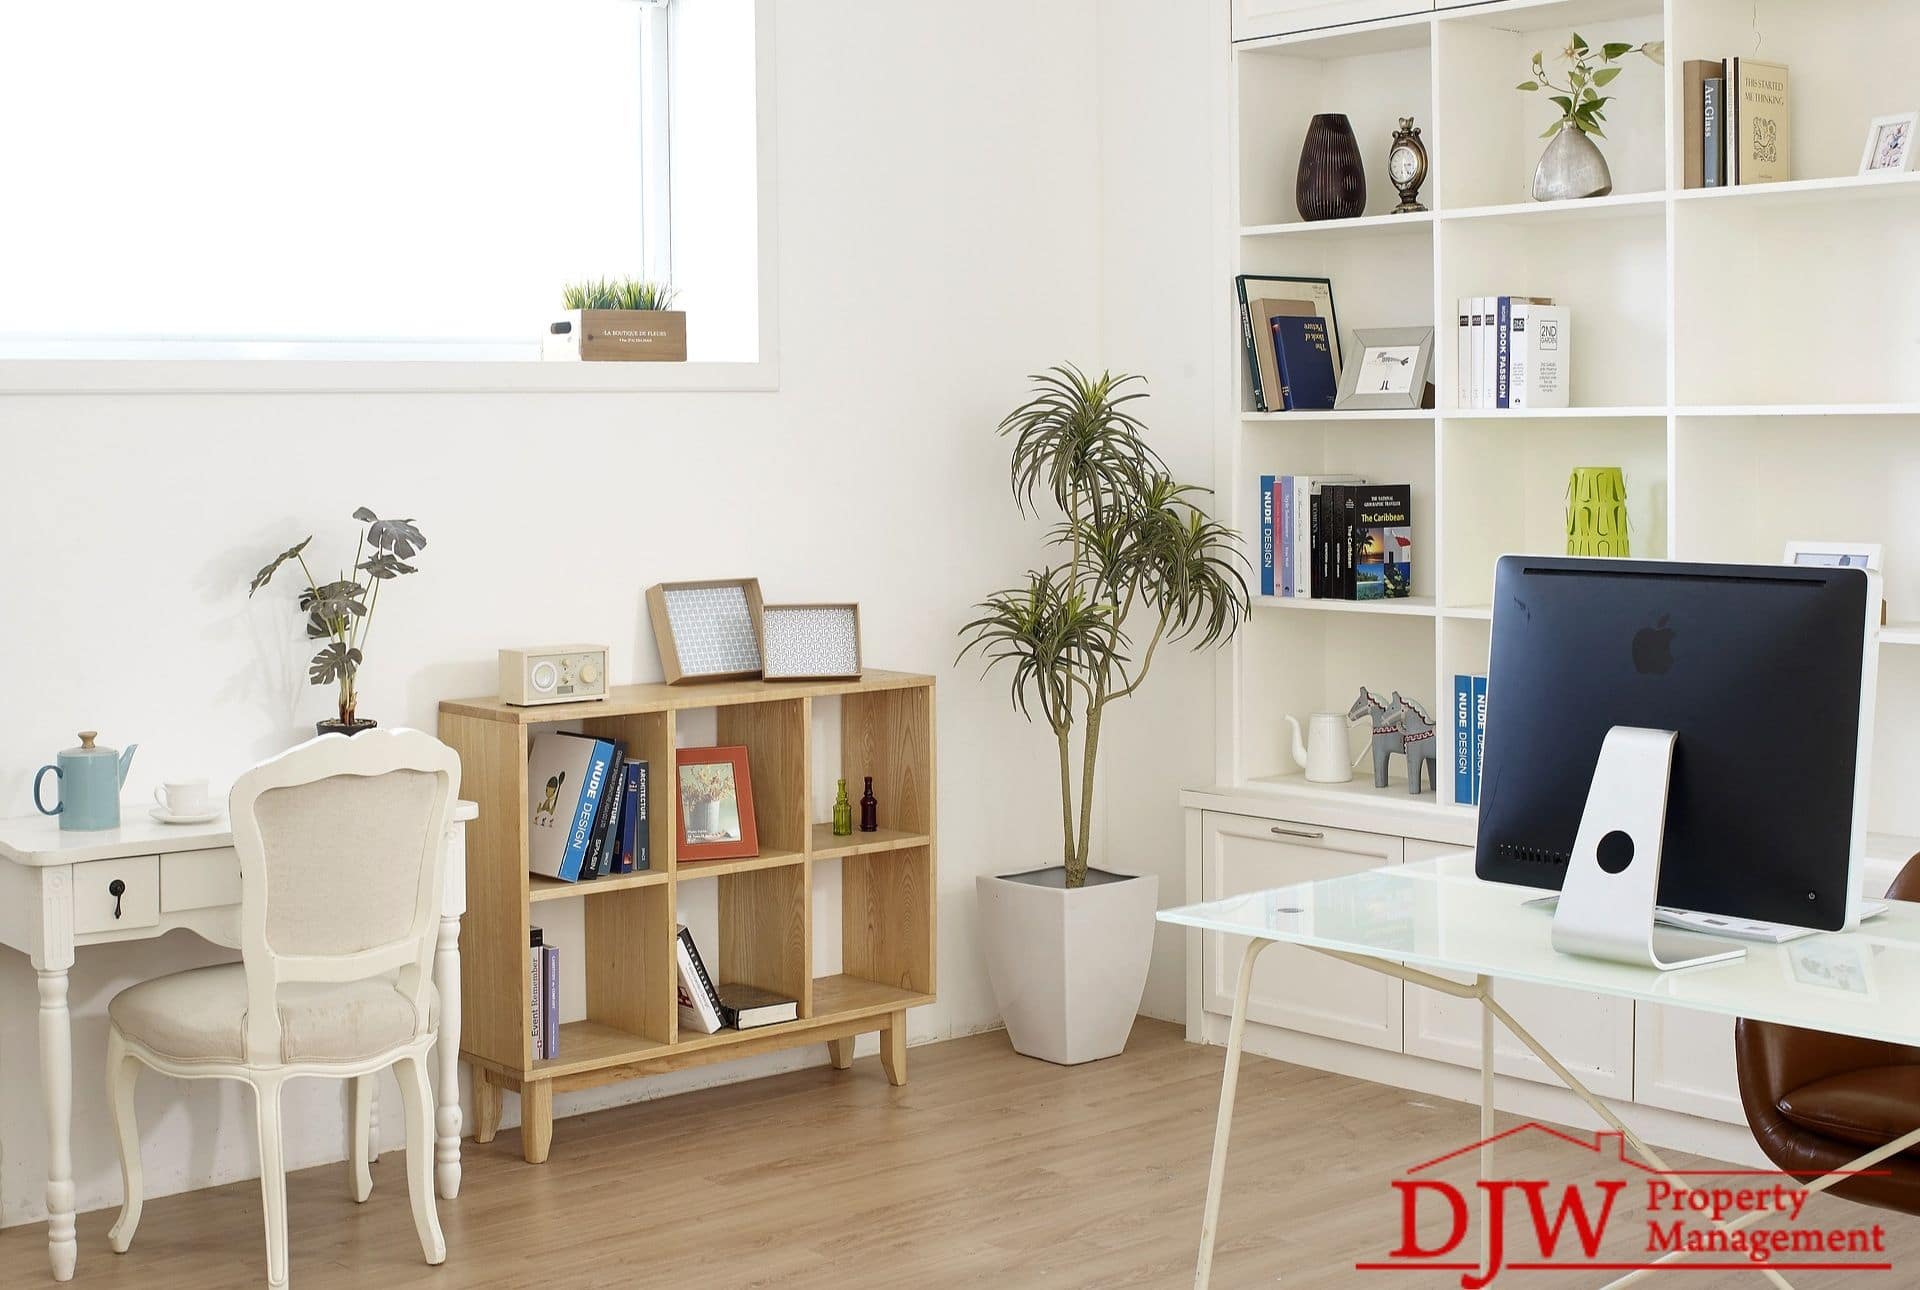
[1550, 726, 1746, 971]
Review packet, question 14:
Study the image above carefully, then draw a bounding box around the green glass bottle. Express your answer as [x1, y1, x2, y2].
[831, 778, 854, 836]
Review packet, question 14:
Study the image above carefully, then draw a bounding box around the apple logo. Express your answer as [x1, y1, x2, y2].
[1632, 614, 1675, 675]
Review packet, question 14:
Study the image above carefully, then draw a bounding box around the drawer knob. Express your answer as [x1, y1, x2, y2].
[108, 878, 126, 920]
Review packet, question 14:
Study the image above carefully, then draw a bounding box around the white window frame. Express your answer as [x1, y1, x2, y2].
[0, 0, 777, 396]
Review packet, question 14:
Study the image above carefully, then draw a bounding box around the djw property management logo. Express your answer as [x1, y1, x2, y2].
[1356, 1122, 1891, 1286]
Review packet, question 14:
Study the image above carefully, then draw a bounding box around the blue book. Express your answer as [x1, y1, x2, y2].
[1269, 315, 1337, 411]
[1453, 675, 1474, 807]
[1495, 297, 1512, 408]
[526, 732, 615, 882]
[1472, 675, 1489, 804]
[1279, 476, 1295, 598]
[1259, 474, 1275, 596]
[616, 761, 644, 873]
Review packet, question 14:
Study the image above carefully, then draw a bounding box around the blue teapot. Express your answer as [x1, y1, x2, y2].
[34, 732, 138, 831]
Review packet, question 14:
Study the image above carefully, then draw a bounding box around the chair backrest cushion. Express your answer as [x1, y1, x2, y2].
[253, 768, 444, 957]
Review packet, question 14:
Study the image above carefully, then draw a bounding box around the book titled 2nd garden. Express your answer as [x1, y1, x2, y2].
[1352, 485, 1413, 600]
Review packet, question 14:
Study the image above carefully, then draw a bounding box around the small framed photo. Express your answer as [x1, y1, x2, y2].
[1334, 327, 1434, 411]
[675, 745, 759, 862]
[1859, 112, 1917, 175]
[647, 578, 765, 684]
[1783, 541, 1882, 571]
[760, 603, 862, 681]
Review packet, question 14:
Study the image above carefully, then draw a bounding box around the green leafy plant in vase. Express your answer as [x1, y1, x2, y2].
[1516, 32, 1663, 201]
[250, 507, 428, 736]
[960, 365, 1250, 1064]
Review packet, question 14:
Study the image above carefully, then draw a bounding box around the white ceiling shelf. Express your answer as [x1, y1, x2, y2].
[1440, 191, 1665, 226]
[1443, 406, 1668, 420]
[1675, 403, 1920, 419]
[1241, 211, 1433, 238]
[1244, 408, 1435, 422]
[1672, 170, 1920, 211]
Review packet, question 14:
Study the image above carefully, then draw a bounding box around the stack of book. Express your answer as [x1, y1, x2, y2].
[1234, 274, 1342, 412]
[1455, 296, 1568, 410]
[1259, 476, 1413, 601]
[529, 927, 559, 1059]
[1683, 58, 1789, 188]
[1452, 673, 1488, 807]
[526, 731, 650, 883]
[674, 924, 799, 1034]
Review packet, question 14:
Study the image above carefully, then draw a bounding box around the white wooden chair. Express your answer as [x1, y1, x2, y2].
[104, 729, 460, 1288]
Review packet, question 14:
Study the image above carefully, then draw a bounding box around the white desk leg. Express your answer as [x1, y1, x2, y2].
[38, 969, 76, 1281]
[434, 912, 463, 1200]
[1195, 938, 1269, 1290]
[1478, 980, 1495, 1277]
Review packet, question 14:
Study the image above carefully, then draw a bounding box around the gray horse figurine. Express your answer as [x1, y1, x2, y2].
[1385, 691, 1438, 795]
[1348, 687, 1405, 789]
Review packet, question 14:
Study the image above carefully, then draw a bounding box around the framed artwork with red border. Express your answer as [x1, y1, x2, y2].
[674, 744, 759, 862]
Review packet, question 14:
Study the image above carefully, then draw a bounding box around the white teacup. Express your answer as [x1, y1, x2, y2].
[154, 779, 212, 817]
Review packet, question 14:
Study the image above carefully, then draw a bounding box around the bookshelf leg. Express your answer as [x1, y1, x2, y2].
[472, 1070, 501, 1146]
[880, 1012, 907, 1087]
[520, 1081, 553, 1164]
[827, 1037, 854, 1070]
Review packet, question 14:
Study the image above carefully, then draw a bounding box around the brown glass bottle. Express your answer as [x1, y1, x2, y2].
[858, 776, 878, 832]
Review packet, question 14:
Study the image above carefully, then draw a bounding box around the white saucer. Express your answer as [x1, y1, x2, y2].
[150, 806, 221, 826]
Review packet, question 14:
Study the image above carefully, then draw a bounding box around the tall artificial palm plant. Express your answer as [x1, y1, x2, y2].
[959, 366, 1249, 889]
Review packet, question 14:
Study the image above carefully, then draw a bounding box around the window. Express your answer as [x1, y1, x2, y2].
[0, 0, 769, 369]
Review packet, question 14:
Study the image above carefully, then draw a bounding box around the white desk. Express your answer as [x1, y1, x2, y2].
[0, 802, 476, 1282]
[1161, 853, 1920, 1289]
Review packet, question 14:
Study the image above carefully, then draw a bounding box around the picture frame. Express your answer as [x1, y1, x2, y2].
[1783, 541, 1882, 572]
[759, 603, 863, 681]
[1858, 112, 1917, 175]
[647, 578, 765, 685]
[1334, 327, 1434, 411]
[674, 744, 759, 862]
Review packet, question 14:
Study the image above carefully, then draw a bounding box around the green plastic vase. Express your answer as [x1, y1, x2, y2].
[1566, 466, 1629, 557]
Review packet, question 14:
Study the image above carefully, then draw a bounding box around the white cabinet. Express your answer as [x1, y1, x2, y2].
[1231, 0, 1430, 43]
[1634, 1007, 1744, 1124]
[1203, 812, 1404, 1050]
[1397, 839, 1635, 1098]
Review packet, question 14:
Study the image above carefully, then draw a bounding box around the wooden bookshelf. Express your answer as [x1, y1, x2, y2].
[440, 669, 937, 1164]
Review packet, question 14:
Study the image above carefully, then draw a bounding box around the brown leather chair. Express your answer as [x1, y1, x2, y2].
[1734, 856, 1920, 1215]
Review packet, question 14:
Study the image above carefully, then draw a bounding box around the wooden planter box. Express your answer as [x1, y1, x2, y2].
[545, 308, 687, 362]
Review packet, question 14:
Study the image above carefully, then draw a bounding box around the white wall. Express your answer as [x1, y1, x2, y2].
[0, 0, 1126, 1227]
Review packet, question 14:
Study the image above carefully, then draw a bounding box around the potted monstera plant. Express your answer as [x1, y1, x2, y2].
[250, 507, 428, 736]
[960, 366, 1248, 1064]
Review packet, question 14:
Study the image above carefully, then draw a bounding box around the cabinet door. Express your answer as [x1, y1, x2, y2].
[1203, 813, 1404, 1050]
[1633, 1006, 1743, 1124]
[1232, 0, 1432, 43]
[1399, 841, 1635, 1098]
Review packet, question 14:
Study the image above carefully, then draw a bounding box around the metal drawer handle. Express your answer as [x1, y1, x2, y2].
[108, 878, 126, 920]
[1270, 826, 1324, 841]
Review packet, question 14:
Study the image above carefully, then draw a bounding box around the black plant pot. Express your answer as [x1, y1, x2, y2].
[1296, 113, 1366, 222]
[317, 717, 379, 737]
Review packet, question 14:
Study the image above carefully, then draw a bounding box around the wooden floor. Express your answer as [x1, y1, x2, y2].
[6, 1020, 1917, 1288]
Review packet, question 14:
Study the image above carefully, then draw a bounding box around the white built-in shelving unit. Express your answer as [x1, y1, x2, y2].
[1218, 0, 1920, 850]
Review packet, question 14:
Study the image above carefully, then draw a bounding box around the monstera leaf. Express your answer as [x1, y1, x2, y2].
[358, 551, 417, 580]
[299, 580, 367, 639]
[308, 641, 363, 686]
[354, 507, 427, 559]
[248, 537, 312, 595]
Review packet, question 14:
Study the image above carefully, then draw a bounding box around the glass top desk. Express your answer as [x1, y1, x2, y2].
[1159, 852, 1920, 1289]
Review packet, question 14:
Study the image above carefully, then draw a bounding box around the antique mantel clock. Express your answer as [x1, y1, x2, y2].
[1388, 117, 1429, 214]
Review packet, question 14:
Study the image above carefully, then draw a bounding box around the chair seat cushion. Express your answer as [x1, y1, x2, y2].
[109, 963, 435, 1066]
[1777, 1064, 1920, 1155]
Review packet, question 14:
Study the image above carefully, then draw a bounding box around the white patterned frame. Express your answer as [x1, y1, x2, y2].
[761, 603, 862, 681]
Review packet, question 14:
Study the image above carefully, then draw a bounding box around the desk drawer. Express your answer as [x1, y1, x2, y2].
[74, 856, 161, 934]
[162, 847, 241, 913]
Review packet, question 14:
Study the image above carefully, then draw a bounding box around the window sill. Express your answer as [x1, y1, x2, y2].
[0, 358, 779, 396]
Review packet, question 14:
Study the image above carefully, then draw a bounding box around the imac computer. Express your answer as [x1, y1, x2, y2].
[1475, 555, 1879, 967]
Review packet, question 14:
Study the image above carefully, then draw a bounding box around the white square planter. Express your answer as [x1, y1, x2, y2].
[976, 868, 1159, 1065]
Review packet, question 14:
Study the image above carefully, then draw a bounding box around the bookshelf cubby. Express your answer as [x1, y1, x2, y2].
[1218, 0, 1920, 850]
[439, 670, 936, 1164]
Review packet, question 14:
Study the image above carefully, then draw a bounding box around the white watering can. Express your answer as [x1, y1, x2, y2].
[1285, 712, 1368, 784]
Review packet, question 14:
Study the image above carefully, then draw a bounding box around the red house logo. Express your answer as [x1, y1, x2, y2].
[1356, 1121, 1892, 1287]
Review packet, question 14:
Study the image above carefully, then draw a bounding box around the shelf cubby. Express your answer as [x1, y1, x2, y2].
[439, 670, 937, 1164]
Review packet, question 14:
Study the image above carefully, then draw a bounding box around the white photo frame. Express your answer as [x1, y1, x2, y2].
[760, 603, 862, 681]
[1783, 541, 1882, 572]
[1858, 112, 1917, 175]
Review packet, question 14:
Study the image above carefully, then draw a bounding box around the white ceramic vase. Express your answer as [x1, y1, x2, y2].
[976, 867, 1159, 1065]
